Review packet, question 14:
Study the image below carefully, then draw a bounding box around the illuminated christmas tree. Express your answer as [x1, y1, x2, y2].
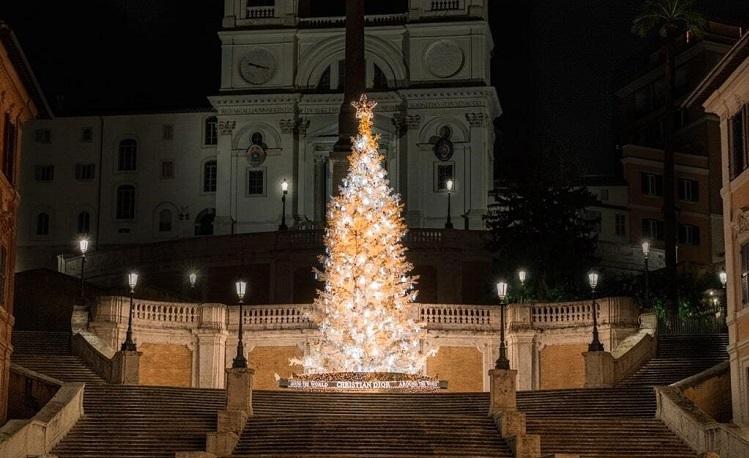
[300, 95, 428, 374]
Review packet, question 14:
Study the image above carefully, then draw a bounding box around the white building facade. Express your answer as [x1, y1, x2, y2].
[17, 0, 500, 270]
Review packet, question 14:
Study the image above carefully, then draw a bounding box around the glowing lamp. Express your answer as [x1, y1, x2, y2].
[281, 179, 289, 193]
[235, 280, 247, 301]
[446, 179, 454, 192]
[127, 272, 138, 291]
[518, 269, 527, 284]
[719, 271, 727, 288]
[641, 241, 650, 258]
[496, 281, 508, 301]
[79, 238, 89, 254]
[188, 272, 197, 288]
[588, 272, 599, 290]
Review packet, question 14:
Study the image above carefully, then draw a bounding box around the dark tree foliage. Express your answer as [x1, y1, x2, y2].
[485, 145, 599, 301]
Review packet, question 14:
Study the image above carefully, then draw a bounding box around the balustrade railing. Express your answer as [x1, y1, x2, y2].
[246, 6, 275, 19]
[419, 304, 494, 329]
[530, 297, 637, 329]
[239, 304, 313, 330]
[430, 0, 463, 11]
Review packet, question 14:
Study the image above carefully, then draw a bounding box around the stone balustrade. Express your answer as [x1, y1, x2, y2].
[528, 297, 638, 329]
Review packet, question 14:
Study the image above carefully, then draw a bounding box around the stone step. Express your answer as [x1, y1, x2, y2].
[10, 354, 105, 383]
[11, 330, 72, 355]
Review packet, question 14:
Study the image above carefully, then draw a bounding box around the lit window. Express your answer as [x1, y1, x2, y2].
[161, 160, 175, 179]
[118, 139, 137, 171]
[75, 163, 96, 181]
[34, 165, 54, 182]
[116, 185, 136, 220]
[36, 213, 50, 235]
[204, 117, 218, 146]
[247, 169, 265, 195]
[203, 160, 217, 192]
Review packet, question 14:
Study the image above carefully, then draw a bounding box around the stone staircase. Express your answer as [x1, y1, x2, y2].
[231, 391, 513, 457]
[518, 386, 695, 457]
[621, 334, 729, 386]
[52, 384, 226, 458]
[10, 330, 105, 384]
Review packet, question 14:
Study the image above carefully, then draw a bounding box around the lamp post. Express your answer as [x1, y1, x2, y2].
[188, 272, 197, 301]
[78, 238, 89, 304]
[445, 179, 454, 229]
[588, 271, 604, 352]
[719, 270, 728, 326]
[495, 280, 510, 369]
[279, 179, 289, 231]
[232, 280, 248, 368]
[121, 272, 138, 351]
[518, 269, 527, 304]
[642, 240, 650, 309]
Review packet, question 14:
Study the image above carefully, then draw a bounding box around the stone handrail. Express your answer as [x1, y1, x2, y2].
[0, 369, 84, 458]
[419, 303, 494, 329]
[97, 296, 202, 329]
[232, 304, 314, 330]
[656, 363, 749, 457]
[71, 331, 115, 383]
[529, 297, 638, 329]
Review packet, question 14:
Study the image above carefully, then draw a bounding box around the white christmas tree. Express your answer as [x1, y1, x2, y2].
[300, 95, 429, 374]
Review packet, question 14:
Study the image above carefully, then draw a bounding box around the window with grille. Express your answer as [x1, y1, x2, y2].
[203, 160, 217, 192]
[642, 218, 664, 241]
[641, 172, 663, 196]
[161, 160, 175, 179]
[204, 117, 218, 145]
[678, 224, 700, 246]
[678, 178, 699, 202]
[247, 169, 265, 195]
[158, 209, 172, 232]
[118, 139, 137, 171]
[34, 165, 54, 182]
[36, 213, 50, 235]
[75, 163, 95, 181]
[434, 163, 454, 192]
[77, 211, 91, 234]
[615, 214, 626, 237]
[116, 185, 136, 220]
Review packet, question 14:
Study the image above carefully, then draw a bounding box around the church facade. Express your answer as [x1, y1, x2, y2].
[16, 0, 500, 270]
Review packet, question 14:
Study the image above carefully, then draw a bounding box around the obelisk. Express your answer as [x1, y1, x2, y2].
[330, 0, 366, 194]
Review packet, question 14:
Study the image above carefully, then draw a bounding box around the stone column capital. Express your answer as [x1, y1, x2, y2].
[218, 120, 236, 135]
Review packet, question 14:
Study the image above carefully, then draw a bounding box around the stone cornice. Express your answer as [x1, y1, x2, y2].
[209, 94, 299, 115]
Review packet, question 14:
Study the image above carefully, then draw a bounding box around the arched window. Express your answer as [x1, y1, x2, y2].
[203, 160, 217, 192]
[317, 65, 331, 90]
[36, 213, 50, 235]
[195, 208, 215, 236]
[204, 117, 218, 146]
[116, 185, 136, 220]
[118, 139, 137, 171]
[373, 63, 388, 89]
[77, 211, 91, 234]
[158, 209, 172, 232]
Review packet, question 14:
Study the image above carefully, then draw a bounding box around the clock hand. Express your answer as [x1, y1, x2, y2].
[246, 62, 270, 70]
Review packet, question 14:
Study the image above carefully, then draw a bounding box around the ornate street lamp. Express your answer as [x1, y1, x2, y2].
[121, 272, 139, 351]
[279, 179, 289, 231]
[495, 280, 510, 369]
[719, 270, 728, 326]
[518, 269, 527, 304]
[588, 271, 604, 352]
[232, 280, 248, 368]
[445, 179, 454, 229]
[78, 238, 89, 304]
[188, 271, 198, 301]
[642, 240, 650, 309]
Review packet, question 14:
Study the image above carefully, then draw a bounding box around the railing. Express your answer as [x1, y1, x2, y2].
[658, 310, 726, 335]
[298, 13, 408, 27]
[430, 0, 463, 11]
[246, 6, 274, 19]
[406, 229, 443, 245]
[530, 297, 638, 329]
[133, 300, 201, 327]
[419, 304, 494, 329]
[240, 304, 313, 330]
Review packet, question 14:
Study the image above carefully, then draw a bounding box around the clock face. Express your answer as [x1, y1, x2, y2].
[239, 48, 277, 85]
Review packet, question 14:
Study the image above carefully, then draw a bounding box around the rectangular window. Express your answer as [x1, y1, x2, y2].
[116, 186, 136, 220]
[203, 160, 217, 192]
[642, 218, 664, 241]
[678, 178, 699, 202]
[434, 163, 455, 192]
[0, 246, 6, 307]
[731, 107, 747, 178]
[599, 189, 609, 201]
[584, 210, 601, 233]
[678, 223, 700, 246]
[204, 117, 218, 146]
[34, 128, 51, 144]
[247, 169, 265, 195]
[74, 163, 96, 181]
[742, 243, 749, 308]
[615, 214, 626, 237]
[34, 165, 54, 182]
[163, 124, 174, 140]
[641, 172, 663, 196]
[81, 127, 93, 143]
[161, 160, 175, 179]
[2, 113, 17, 184]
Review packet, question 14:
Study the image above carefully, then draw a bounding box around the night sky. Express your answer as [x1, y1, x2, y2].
[2, 0, 748, 173]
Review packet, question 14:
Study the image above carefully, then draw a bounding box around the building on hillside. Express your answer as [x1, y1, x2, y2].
[693, 30, 749, 429]
[0, 22, 50, 423]
[615, 20, 743, 274]
[17, 0, 500, 272]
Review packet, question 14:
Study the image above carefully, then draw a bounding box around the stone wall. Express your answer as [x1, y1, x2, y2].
[682, 364, 732, 423]
[248, 345, 304, 390]
[426, 346, 483, 392]
[539, 343, 588, 389]
[139, 343, 192, 387]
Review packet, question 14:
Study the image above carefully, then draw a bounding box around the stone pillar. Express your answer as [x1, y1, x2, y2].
[112, 350, 141, 385]
[583, 351, 615, 388]
[214, 118, 237, 235]
[509, 330, 537, 391]
[489, 368, 517, 415]
[195, 329, 228, 388]
[206, 367, 255, 456]
[488, 368, 541, 458]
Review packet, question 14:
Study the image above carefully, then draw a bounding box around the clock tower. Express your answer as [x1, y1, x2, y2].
[210, 0, 500, 234]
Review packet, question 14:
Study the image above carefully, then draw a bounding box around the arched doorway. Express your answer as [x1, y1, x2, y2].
[194, 208, 215, 236]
